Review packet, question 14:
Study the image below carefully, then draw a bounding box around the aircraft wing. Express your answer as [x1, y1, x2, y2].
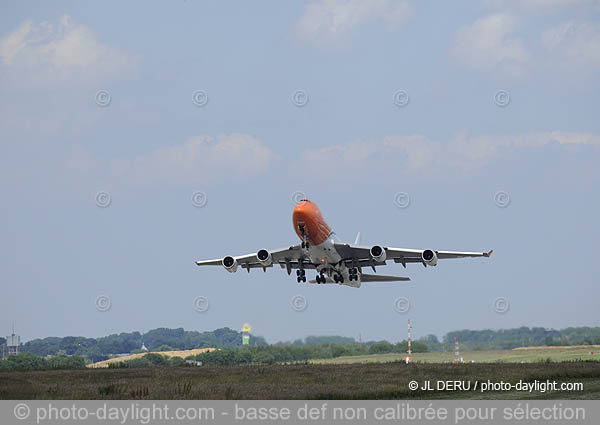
[196, 245, 314, 273]
[334, 244, 492, 267]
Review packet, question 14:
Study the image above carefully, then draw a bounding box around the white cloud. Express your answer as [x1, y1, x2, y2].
[294, 0, 414, 47]
[0, 15, 138, 87]
[110, 134, 277, 184]
[456, 2, 600, 79]
[542, 21, 600, 68]
[453, 13, 529, 76]
[485, 0, 600, 13]
[295, 131, 599, 178]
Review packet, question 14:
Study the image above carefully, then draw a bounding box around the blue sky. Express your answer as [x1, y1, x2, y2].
[1, 0, 599, 343]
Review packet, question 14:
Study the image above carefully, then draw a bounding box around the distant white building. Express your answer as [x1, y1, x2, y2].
[141, 342, 148, 352]
[6, 333, 20, 356]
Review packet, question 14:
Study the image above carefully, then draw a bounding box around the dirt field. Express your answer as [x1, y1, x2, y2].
[87, 348, 216, 368]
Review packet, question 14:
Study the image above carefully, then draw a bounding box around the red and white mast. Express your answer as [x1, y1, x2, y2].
[406, 319, 412, 364]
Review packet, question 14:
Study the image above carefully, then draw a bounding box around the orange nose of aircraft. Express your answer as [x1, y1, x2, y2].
[292, 198, 332, 246]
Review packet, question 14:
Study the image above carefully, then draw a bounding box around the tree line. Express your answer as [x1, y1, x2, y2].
[18, 327, 267, 362]
[109, 340, 429, 368]
[419, 326, 600, 351]
[5, 326, 600, 365]
[0, 353, 86, 371]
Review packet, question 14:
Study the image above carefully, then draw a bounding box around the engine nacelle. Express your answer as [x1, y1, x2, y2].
[422, 249, 438, 266]
[222, 256, 238, 273]
[256, 249, 272, 267]
[370, 245, 387, 262]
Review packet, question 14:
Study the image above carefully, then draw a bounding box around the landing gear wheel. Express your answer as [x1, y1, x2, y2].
[296, 269, 306, 283]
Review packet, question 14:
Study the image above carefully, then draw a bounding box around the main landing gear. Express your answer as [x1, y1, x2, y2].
[333, 274, 344, 284]
[296, 269, 306, 283]
[315, 273, 326, 284]
[348, 267, 359, 281]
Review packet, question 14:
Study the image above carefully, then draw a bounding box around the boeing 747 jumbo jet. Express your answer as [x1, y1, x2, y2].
[196, 198, 492, 288]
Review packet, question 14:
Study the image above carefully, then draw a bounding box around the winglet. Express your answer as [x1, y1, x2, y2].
[484, 250, 494, 258]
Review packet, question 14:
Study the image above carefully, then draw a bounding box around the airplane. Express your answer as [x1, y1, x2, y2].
[195, 198, 493, 288]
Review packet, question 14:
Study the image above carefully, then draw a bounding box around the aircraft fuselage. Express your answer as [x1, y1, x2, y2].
[293, 199, 358, 286]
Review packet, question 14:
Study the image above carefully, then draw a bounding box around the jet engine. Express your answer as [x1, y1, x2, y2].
[222, 256, 238, 272]
[256, 249, 272, 267]
[422, 249, 438, 266]
[370, 245, 387, 262]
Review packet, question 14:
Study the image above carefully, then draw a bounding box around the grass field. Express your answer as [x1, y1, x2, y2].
[311, 346, 600, 365]
[1, 360, 599, 400]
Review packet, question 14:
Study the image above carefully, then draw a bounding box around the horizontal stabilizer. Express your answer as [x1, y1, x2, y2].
[360, 273, 410, 282]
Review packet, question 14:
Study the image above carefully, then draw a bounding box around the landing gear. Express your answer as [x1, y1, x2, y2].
[296, 269, 306, 283]
[348, 267, 359, 281]
[299, 224, 309, 249]
[316, 273, 326, 284]
[333, 274, 344, 284]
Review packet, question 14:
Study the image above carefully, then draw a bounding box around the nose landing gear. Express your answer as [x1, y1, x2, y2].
[298, 224, 310, 249]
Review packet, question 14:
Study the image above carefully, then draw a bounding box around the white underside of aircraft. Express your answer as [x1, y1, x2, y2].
[196, 199, 492, 288]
